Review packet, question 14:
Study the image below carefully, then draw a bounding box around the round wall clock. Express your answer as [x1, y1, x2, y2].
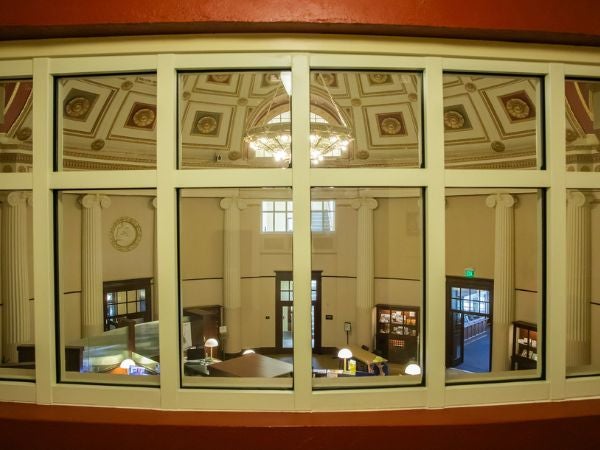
[110, 216, 142, 252]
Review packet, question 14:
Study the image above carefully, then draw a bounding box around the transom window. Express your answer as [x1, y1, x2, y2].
[261, 200, 335, 232]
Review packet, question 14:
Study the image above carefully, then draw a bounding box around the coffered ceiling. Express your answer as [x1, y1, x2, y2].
[0, 71, 598, 171]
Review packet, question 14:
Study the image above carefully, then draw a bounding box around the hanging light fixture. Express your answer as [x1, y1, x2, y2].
[244, 72, 353, 165]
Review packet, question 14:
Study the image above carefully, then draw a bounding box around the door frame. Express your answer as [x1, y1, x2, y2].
[275, 270, 322, 353]
[445, 276, 494, 370]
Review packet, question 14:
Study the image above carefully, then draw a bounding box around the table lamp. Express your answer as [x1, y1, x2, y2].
[205, 338, 219, 362]
[337, 348, 352, 372]
[405, 363, 421, 376]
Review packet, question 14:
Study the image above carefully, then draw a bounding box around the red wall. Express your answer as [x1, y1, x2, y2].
[1, 0, 599, 44]
[1, 400, 600, 450]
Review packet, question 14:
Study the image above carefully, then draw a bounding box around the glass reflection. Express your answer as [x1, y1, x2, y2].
[57, 74, 157, 171]
[179, 188, 293, 388]
[179, 72, 291, 168]
[0, 79, 33, 173]
[310, 72, 422, 168]
[445, 188, 543, 382]
[566, 189, 600, 376]
[58, 190, 158, 384]
[0, 191, 34, 380]
[443, 74, 541, 169]
[565, 79, 600, 172]
[311, 188, 424, 388]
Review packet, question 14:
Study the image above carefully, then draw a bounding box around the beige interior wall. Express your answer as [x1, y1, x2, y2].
[60, 193, 156, 342]
[445, 192, 540, 324]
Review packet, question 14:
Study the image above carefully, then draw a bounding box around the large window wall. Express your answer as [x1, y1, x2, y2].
[0, 38, 598, 410]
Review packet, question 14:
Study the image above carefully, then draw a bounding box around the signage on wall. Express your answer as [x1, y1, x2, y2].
[464, 268, 476, 278]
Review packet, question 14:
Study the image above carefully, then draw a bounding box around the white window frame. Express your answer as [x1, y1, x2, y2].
[0, 36, 597, 411]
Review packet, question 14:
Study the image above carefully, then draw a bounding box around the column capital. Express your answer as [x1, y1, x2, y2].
[220, 196, 247, 211]
[79, 193, 111, 209]
[485, 193, 516, 209]
[1, 191, 32, 208]
[351, 197, 378, 211]
[567, 190, 592, 208]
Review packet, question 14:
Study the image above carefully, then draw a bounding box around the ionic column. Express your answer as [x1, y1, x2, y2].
[486, 193, 516, 372]
[351, 197, 378, 349]
[1, 192, 32, 363]
[80, 194, 111, 338]
[220, 196, 246, 355]
[566, 191, 591, 367]
[151, 197, 158, 320]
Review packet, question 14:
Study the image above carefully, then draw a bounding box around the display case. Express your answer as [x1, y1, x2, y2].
[375, 304, 419, 364]
[511, 321, 538, 370]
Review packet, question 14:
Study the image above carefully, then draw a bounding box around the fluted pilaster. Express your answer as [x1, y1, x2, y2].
[80, 194, 111, 338]
[1, 191, 32, 363]
[486, 193, 516, 371]
[220, 196, 246, 354]
[351, 197, 378, 349]
[566, 191, 591, 367]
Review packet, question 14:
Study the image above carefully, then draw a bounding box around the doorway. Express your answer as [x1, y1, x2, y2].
[275, 271, 322, 352]
[446, 276, 493, 372]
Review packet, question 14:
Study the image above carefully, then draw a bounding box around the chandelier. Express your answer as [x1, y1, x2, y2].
[244, 72, 353, 165]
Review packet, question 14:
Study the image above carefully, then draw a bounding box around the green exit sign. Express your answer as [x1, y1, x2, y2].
[464, 268, 475, 278]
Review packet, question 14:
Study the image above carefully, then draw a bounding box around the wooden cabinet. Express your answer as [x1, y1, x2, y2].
[511, 321, 538, 370]
[375, 305, 419, 364]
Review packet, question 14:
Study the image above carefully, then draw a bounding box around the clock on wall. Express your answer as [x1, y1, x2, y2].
[110, 216, 142, 252]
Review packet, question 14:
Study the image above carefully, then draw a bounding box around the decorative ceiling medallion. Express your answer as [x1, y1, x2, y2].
[191, 111, 222, 136]
[207, 74, 231, 84]
[351, 98, 362, 107]
[228, 150, 242, 160]
[110, 216, 142, 252]
[125, 103, 157, 130]
[499, 91, 536, 122]
[63, 88, 101, 122]
[444, 110, 465, 130]
[182, 91, 191, 100]
[237, 97, 248, 106]
[357, 150, 370, 160]
[443, 104, 472, 131]
[491, 140, 506, 152]
[368, 73, 391, 85]
[566, 129, 578, 142]
[376, 112, 407, 136]
[16, 127, 32, 141]
[408, 93, 418, 102]
[121, 80, 134, 91]
[263, 73, 280, 86]
[91, 139, 105, 151]
[315, 72, 338, 88]
[465, 82, 477, 92]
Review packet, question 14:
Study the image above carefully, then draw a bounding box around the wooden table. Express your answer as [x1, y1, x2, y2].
[344, 345, 387, 365]
[208, 353, 293, 378]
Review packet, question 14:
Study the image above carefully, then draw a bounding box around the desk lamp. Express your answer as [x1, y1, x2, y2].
[205, 338, 219, 362]
[405, 363, 421, 376]
[337, 348, 353, 372]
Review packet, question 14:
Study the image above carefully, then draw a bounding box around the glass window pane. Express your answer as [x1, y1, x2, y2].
[565, 79, 600, 172]
[57, 74, 157, 171]
[262, 212, 274, 232]
[443, 74, 541, 169]
[566, 189, 600, 376]
[58, 190, 158, 385]
[274, 212, 286, 231]
[0, 191, 34, 380]
[445, 188, 543, 383]
[0, 80, 33, 173]
[312, 187, 423, 389]
[179, 72, 291, 168]
[310, 71, 422, 168]
[179, 188, 293, 388]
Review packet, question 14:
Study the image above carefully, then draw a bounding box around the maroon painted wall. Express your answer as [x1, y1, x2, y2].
[1, 0, 599, 44]
[1, 400, 600, 450]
